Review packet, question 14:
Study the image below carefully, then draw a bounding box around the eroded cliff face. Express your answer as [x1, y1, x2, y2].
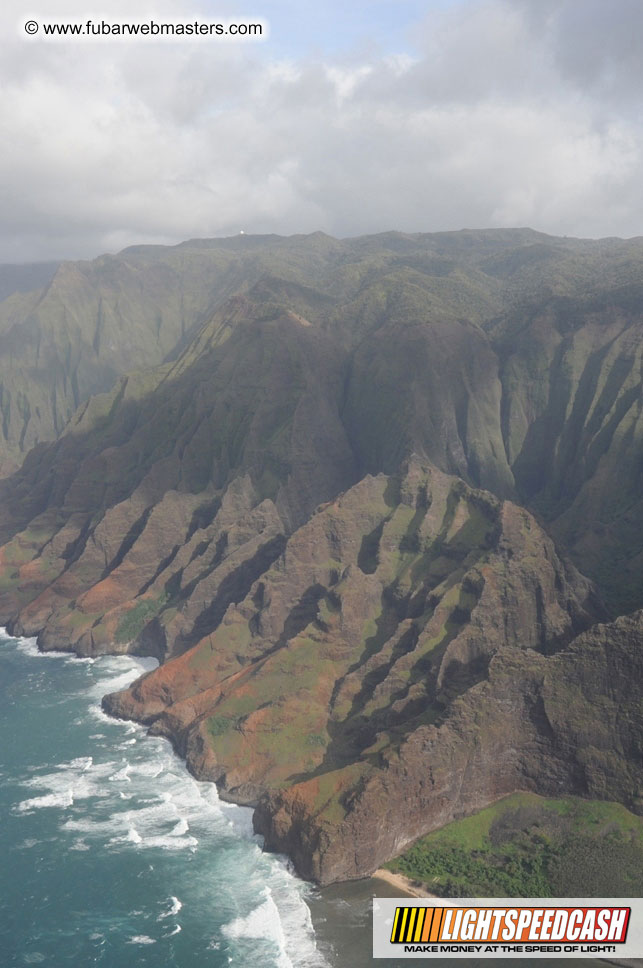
[0, 251, 225, 473]
[1, 230, 642, 885]
[3, 230, 643, 609]
[0, 301, 356, 657]
[254, 612, 643, 884]
[97, 460, 631, 884]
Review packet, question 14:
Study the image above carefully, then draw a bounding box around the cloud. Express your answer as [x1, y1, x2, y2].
[2, 0, 643, 262]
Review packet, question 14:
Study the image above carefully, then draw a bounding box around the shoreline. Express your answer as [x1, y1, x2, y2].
[6, 631, 634, 968]
[1, 631, 327, 967]
[371, 868, 439, 898]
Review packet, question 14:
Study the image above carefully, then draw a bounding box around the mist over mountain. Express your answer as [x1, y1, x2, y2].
[1, 228, 641, 883]
[0, 262, 60, 303]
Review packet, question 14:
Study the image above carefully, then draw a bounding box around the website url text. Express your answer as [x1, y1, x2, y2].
[23, 19, 267, 41]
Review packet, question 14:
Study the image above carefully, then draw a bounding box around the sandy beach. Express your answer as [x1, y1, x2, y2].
[371, 868, 439, 898]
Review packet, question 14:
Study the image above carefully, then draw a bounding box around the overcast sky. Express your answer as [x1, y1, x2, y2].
[2, 0, 643, 261]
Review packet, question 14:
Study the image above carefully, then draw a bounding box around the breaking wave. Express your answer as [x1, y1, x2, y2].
[2, 630, 329, 967]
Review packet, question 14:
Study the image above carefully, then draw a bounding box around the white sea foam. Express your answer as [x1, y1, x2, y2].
[127, 761, 164, 778]
[88, 703, 122, 725]
[247, 871, 328, 968]
[110, 764, 131, 783]
[5, 636, 328, 967]
[64, 791, 199, 852]
[144, 833, 198, 850]
[219, 799, 256, 838]
[14, 635, 70, 660]
[223, 890, 293, 968]
[69, 756, 93, 771]
[169, 819, 189, 837]
[86, 655, 158, 721]
[89, 656, 158, 700]
[15, 757, 115, 812]
[158, 896, 183, 920]
[17, 789, 74, 812]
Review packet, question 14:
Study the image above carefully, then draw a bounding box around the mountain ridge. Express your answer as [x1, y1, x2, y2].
[0, 229, 642, 884]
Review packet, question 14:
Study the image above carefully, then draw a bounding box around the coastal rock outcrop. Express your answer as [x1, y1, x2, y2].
[99, 460, 635, 883]
[1, 229, 642, 884]
[254, 612, 643, 883]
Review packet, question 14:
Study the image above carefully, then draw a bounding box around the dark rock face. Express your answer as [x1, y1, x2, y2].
[0, 302, 356, 657]
[2, 230, 643, 607]
[99, 460, 622, 883]
[255, 613, 643, 883]
[1, 229, 642, 884]
[0, 252, 213, 473]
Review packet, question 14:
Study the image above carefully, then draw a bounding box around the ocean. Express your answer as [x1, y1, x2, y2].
[0, 629, 335, 967]
[0, 629, 600, 968]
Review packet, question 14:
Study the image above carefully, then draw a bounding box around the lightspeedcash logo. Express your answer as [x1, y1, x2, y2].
[390, 905, 629, 945]
[373, 898, 643, 959]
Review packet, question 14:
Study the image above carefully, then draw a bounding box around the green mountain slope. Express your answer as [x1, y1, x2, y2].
[0, 232, 350, 475]
[384, 792, 643, 897]
[0, 262, 59, 302]
[0, 228, 642, 884]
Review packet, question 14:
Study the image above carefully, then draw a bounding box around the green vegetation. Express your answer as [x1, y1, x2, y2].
[306, 733, 327, 747]
[385, 793, 643, 897]
[2, 229, 643, 610]
[208, 715, 236, 737]
[1, 230, 643, 887]
[115, 594, 168, 644]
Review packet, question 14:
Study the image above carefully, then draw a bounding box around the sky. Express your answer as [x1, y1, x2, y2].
[2, 0, 643, 261]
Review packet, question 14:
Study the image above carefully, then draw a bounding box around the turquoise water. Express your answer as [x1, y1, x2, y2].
[0, 630, 601, 968]
[0, 630, 329, 967]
